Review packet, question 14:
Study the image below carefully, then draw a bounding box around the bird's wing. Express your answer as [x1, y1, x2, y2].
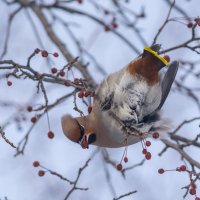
[142, 61, 179, 123]
[158, 61, 179, 110]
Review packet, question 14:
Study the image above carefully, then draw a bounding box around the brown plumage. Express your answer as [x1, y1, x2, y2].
[127, 55, 160, 86]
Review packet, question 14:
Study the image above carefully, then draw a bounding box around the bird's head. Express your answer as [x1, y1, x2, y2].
[61, 115, 96, 149]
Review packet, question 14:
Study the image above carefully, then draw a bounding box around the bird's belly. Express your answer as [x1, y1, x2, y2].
[96, 113, 141, 148]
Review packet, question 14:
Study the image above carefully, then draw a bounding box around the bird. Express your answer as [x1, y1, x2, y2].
[61, 44, 179, 149]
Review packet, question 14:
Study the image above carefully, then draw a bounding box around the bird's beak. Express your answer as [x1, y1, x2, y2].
[80, 133, 96, 149]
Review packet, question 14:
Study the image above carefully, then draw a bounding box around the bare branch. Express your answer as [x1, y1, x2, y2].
[113, 190, 137, 200]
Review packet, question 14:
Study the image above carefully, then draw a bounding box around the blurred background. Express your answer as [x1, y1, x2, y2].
[0, 0, 200, 199]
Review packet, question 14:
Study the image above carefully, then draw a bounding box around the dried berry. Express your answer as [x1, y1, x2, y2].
[163, 55, 170, 63]
[41, 50, 48, 57]
[124, 157, 128, 163]
[152, 132, 159, 139]
[31, 117, 37, 123]
[7, 81, 12, 86]
[179, 165, 186, 171]
[27, 106, 33, 112]
[187, 22, 193, 28]
[51, 68, 58, 74]
[33, 161, 40, 167]
[158, 168, 165, 174]
[60, 71, 65, 77]
[145, 152, 151, 160]
[116, 163, 123, 171]
[146, 141, 151, 147]
[48, 131, 55, 139]
[38, 170, 45, 177]
[53, 52, 59, 57]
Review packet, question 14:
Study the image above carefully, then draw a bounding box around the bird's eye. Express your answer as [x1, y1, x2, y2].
[88, 133, 96, 144]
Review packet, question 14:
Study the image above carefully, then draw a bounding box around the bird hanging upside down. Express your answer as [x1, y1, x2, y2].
[61, 44, 179, 149]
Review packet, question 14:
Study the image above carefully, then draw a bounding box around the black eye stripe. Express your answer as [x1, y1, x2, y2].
[75, 119, 85, 143]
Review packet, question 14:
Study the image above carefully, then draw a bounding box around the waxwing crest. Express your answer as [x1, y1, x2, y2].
[61, 115, 85, 143]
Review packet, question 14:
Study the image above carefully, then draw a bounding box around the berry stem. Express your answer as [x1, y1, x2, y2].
[45, 109, 51, 130]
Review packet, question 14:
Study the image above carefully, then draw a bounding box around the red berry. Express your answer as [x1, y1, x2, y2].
[78, 91, 84, 98]
[116, 163, 123, 171]
[48, 131, 54, 139]
[179, 165, 186, 171]
[84, 91, 91, 97]
[158, 168, 165, 174]
[27, 106, 33, 112]
[112, 22, 118, 29]
[189, 188, 196, 195]
[163, 55, 170, 63]
[53, 52, 59, 57]
[38, 170, 45, 177]
[7, 81, 12, 86]
[146, 141, 151, 147]
[145, 152, 151, 160]
[104, 25, 110, 32]
[31, 117, 37, 123]
[191, 182, 196, 189]
[60, 71, 65, 77]
[88, 105, 92, 114]
[142, 148, 147, 154]
[51, 67, 58, 74]
[77, 0, 83, 3]
[33, 161, 40, 167]
[41, 50, 48, 57]
[187, 22, 193, 28]
[152, 132, 159, 139]
[124, 157, 128, 163]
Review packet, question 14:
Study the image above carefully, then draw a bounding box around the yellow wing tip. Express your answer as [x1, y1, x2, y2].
[144, 46, 169, 66]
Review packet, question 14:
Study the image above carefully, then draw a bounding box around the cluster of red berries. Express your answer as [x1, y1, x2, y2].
[116, 142, 128, 171]
[40, 50, 59, 58]
[141, 132, 160, 160]
[27, 106, 55, 139]
[50, 67, 66, 77]
[33, 161, 45, 177]
[77, 90, 93, 98]
[77, 90, 93, 113]
[104, 19, 119, 32]
[116, 132, 160, 171]
[158, 165, 187, 174]
[141, 139, 152, 160]
[187, 18, 200, 28]
[158, 165, 200, 199]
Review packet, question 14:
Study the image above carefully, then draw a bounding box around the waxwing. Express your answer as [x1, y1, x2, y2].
[61, 44, 179, 149]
